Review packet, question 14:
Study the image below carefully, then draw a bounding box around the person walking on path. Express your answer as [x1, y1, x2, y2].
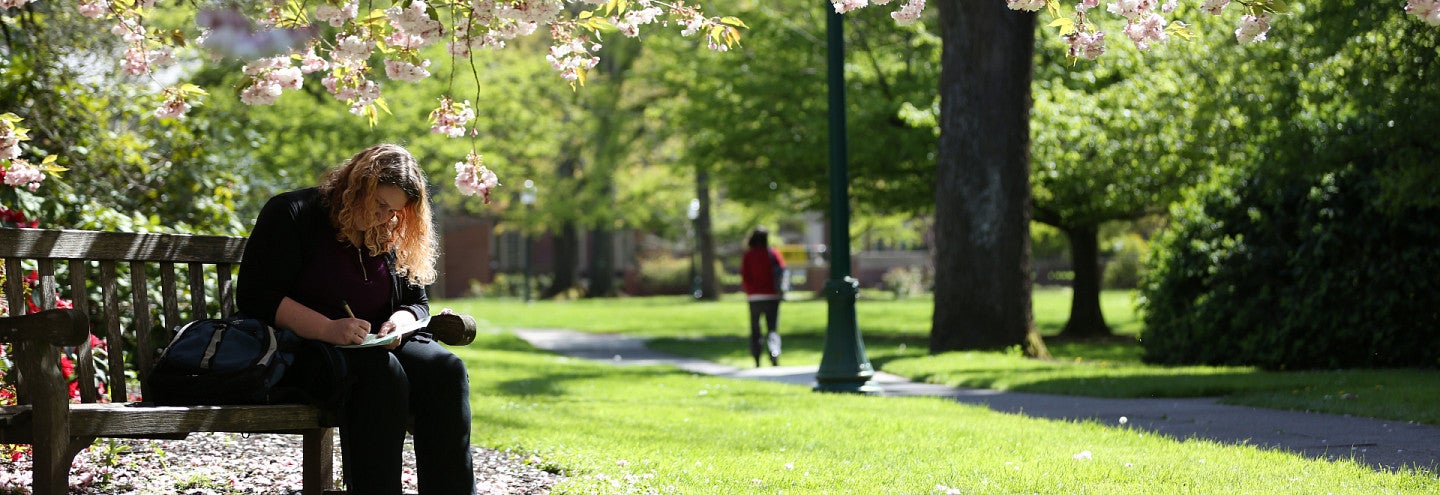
[238, 143, 476, 495]
[740, 227, 787, 367]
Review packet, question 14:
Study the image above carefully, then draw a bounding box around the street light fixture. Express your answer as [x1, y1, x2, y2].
[814, 3, 880, 394]
[687, 197, 702, 299]
[520, 179, 536, 303]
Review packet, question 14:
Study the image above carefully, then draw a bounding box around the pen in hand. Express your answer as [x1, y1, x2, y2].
[342, 300, 356, 319]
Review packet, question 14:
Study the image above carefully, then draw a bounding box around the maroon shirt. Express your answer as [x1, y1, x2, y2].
[293, 235, 393, 327]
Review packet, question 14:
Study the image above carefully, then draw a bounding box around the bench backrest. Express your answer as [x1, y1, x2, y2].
[0, 228, 246, 403]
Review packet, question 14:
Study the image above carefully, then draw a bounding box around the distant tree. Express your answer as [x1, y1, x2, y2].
[1028, 5, 1233, 339]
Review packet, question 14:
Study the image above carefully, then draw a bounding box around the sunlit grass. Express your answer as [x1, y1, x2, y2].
[456, 332, 1440, 494]
[442, 287, 1440, 426]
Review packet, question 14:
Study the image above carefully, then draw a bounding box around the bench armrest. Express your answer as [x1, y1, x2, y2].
[0, 308, 90, 346]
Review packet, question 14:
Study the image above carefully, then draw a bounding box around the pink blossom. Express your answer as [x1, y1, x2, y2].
[1066, 29, 1107, 59]
[271, 66, 304, 90]
[122, 46, 150, 75]
[615, 19, 639, 37]
[153, 96, 191, 120]
[1076, 0, 1101, 13]
[4, 159, 45, 192]
[429, 97, 474, 137]
[386, 31, 427, 50]
[627, 7, 663, 25]
[1235, 13, 1270, 43]
[300, 47, 330, 73]
[1106, 0, 1154, 21]
[77, 0, 110, 18]
[315, 1, 358, 27]
[1200, 0, 1229, 15]
[0, 0, 36, 9]
[892, 0, 926, 25]
[497, 0, 562, 24]
[384, 59, 432, 82]
[387, 1, 445, 45]
[332, 35, 374, 65]
[547, 37, 600, 81]
[1408, 0, 1440, 26]
[1123, 12, 1168, 50]
[0, 122, 20, 160]
[1, 139, 18, 160]
[833, 0, 870, 14]
[112, 18, 146, 43]
[240, 80, 283, 105]
[454, 152, 500, 203]
[1006, 0, 1046, 12]
[679, 13, 708, 36]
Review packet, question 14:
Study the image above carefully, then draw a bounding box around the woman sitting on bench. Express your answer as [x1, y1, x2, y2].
[237, 143, 475, 494]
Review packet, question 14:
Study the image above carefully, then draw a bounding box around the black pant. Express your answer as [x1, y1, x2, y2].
[748, 299, 782, 361]
[332, 338, 475, 494]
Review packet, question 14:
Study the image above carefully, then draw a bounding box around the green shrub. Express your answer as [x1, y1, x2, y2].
[1140, 165, 1440, 370]
[1102, 233, 1147, 290]
[881, 266, 927, 298]
[637, 255, 693, 295]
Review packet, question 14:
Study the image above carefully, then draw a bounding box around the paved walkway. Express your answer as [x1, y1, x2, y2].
[513, 328, 1440, 473]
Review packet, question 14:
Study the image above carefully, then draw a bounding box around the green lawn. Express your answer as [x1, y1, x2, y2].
[443, 288, 1440, 426]
[452, 330, 1440, 494]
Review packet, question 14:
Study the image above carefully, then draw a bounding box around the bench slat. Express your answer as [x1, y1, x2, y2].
[4, 259, 21, 332]
[160, 262, 180, 343]
[218, 264, 235, 317]
[130, 261, 155, 392]
[67, 403, 325, 437]
[37, 259, 56, 311]
[98, 260, 127, 403]
[71, 260, 100, 404]
[189, 262, 207, 320]
[0, 229, 245, 263]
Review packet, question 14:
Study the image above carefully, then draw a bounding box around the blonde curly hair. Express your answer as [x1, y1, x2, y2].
[318, 143, 438, 286]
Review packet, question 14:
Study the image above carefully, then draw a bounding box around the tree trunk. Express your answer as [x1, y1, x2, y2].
[1058, 224, 1113, 338]
[542, 157, 582, 299]
[930, 1, 1048, 358]
[588, 227, 616, 297]
[542, 220, 581, 299]
[696, 168, 721, 301]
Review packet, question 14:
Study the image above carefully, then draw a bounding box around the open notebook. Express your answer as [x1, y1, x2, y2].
[337, 316, 430, 348]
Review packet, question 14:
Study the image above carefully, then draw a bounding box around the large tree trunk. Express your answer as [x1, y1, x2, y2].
[695, 168, 721, 301]
[1058, 224, 1113, 338]
[930, 1, 1047, 357]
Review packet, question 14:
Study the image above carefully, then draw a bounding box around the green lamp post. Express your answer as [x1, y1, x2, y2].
[814, 2, 880, 395]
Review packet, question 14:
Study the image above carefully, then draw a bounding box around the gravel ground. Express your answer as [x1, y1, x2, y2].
[0, 432, 564, 494]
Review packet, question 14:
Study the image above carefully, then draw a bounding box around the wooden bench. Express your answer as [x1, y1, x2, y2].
[0, 228, 336, 494]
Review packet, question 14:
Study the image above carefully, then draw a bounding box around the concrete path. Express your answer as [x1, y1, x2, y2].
[513, 328, 1440, 473]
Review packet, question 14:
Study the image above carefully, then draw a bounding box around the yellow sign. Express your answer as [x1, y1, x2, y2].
[777, 245, 809, 266]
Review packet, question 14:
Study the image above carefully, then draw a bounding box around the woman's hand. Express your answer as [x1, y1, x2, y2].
[376, 310, 419, 350]
[326, 317, 372, 346]
[375, 320, 402, 350]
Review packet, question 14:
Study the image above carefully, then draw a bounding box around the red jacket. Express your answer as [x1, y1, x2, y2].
[741, 246, 786, 297]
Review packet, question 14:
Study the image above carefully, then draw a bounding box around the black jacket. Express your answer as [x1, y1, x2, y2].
[236, 187, 429, 329]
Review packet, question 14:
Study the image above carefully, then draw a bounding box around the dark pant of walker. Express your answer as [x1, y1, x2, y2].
[748, 299, 782, 367]
[332, 338, 476, 495]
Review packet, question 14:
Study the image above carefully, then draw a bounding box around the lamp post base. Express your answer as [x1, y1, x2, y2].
[812, 277, 882, 395]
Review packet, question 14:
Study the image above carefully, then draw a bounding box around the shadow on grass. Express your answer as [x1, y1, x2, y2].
[647, 333, 1275, 398]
